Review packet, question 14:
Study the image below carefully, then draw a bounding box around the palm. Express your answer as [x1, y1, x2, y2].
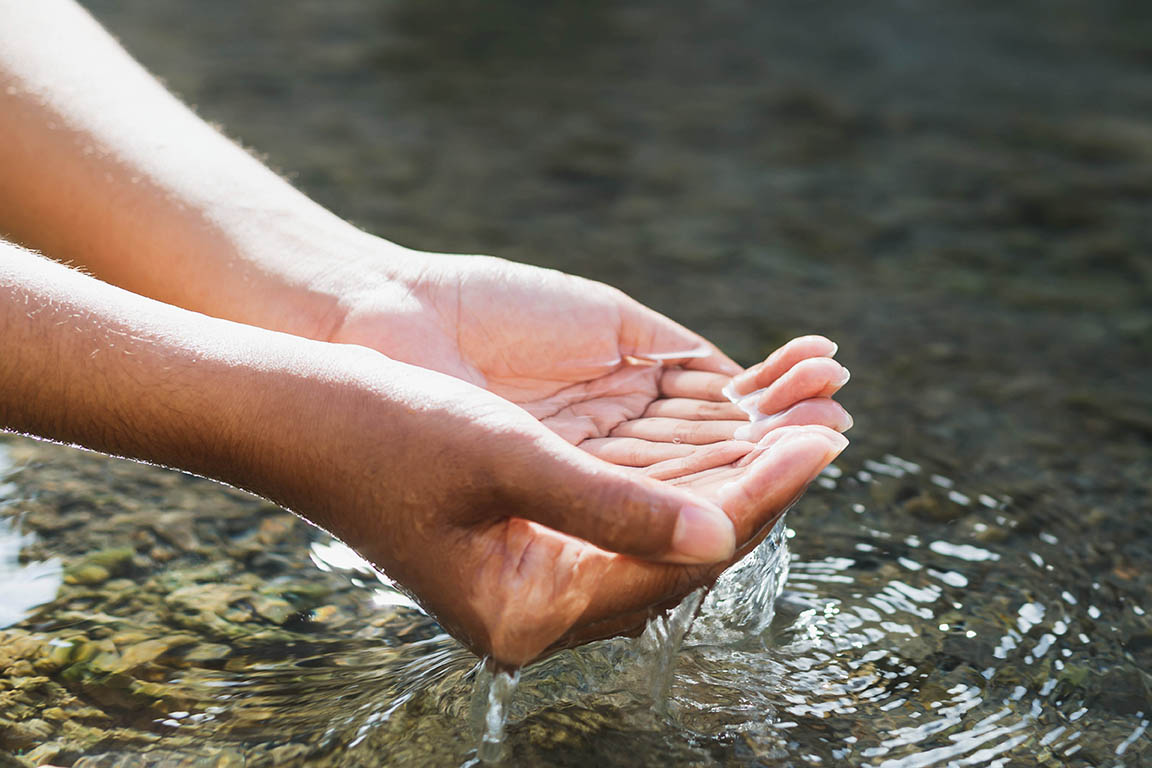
[335, 253, 848, 468]
[334, 254, 736, 442]
[331, 254, 852, 663]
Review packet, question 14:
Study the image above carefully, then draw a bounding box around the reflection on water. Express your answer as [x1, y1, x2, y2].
[0, 437, 1147, 767]
[0, 445, 63, 629]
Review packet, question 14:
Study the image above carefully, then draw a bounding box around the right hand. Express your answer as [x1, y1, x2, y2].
[257, 339, 848, 667]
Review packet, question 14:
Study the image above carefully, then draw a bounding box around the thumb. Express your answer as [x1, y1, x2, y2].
[503, 443, 736, 565]
[614, 292, 742, 376]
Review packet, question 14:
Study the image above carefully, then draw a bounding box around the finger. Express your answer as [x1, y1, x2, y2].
[731, 398, 853, 442]
[726, 335, 838, 398]
[657, 424, 837, 495]
[616, 294, 742, 376]
[679, 347, 742, 376]
[569, 427, 848, 620]
[580, 436, 696, 467]
[642, 397, 747, 421]
[739, 357, 850, 418]
[658, 369, 732, 401]
[609, 416, 748, 444]
[506, 447, 736, 565]
[718, 427, 848, 540]
[548, 595, 691, 657]
[643, 441, 754, 481]
[735, 422, 840, 467]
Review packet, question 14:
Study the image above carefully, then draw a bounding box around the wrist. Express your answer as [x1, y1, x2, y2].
[212, 208, 425, 344]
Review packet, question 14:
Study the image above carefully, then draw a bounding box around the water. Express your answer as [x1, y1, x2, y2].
[470, 665, 521, 764]
[1, 435, 1147, 767]
[0, 445, 63, 629]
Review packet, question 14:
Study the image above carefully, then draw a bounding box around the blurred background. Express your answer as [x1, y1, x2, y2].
[79, 0, 1152, 487]
[1, 0, 1149, 765]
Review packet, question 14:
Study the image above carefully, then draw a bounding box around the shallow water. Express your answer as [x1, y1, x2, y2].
[3, 0, 1152, 764]
[1, 437, 1147, 766]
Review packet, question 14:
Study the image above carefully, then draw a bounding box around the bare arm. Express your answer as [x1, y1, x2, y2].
[0, 241, 281, 481]
[0, 1, 851, 664]
[0, 0, 366, 336]
[3, 241, 812, 665]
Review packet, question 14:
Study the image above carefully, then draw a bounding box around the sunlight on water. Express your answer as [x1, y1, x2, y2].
[0, 446, 63, 629]
[0, 442, 1147, 767]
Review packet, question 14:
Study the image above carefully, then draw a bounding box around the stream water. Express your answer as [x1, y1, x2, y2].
[1, 436, 1147, 766]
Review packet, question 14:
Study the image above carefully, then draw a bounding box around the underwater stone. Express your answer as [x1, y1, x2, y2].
[112, 636, 197, 672]
[182, 643, 232, 662]
[165, 583, 248, 615]
[150, 512, 200, 552]
[23, 742, 65, 766]
[64, 563, 110, 585]
[1090, 668, 1152, 714]
[84, 547, 135, 572]
[250, 595, 296, 625]
[0, 716, 53, 749]
[210, 751, 245, 768]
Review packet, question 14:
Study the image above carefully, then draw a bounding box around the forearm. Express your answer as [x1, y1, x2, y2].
[0, 0, 377, 336]
[0, 240, 320, 499]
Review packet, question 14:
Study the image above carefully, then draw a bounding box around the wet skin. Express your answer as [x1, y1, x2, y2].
[316, 253, 852, 664]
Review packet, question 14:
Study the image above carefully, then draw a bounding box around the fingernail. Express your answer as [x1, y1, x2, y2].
[828, 341, 839, 356]
[808, 433, 850, 481]
[672, 505, 736, 563]
[821, 430, 850, 456]
[834, 367, 851, 386]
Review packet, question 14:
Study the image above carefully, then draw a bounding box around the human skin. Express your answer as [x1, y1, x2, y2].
[0, 245, 847, 664]
[0, 1, 853, 665]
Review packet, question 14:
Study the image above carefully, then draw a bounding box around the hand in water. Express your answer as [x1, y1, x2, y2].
[458, 337, 851, 663]
[308, 252, 851, 664]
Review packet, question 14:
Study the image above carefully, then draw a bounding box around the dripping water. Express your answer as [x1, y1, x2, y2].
[469, 663, 522, 764]
[637, 586, 706, 714]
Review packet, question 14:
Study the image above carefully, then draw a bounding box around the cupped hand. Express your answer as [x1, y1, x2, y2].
[500, 336, 853, 659]
[325, 250, 849, 448]
[280, 326, 849, 666]
[301, 247, 854, 664]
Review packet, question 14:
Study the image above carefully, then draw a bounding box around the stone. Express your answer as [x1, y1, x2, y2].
[1, 716, 53, 748]
[84, 547, 135, 572]
[23, 742, 65, 766]
[257, 515, 297, 545]
[250, 595, 296, 625]
[111, 636, 197, 672]
[210, 752, 245, 768]
[150, 512, 200, 552]
[64, 564, 110, 585]
[182, 643, 232, 662]
[165, 583, 247, 615]
[1089, 667, 1152, 714]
